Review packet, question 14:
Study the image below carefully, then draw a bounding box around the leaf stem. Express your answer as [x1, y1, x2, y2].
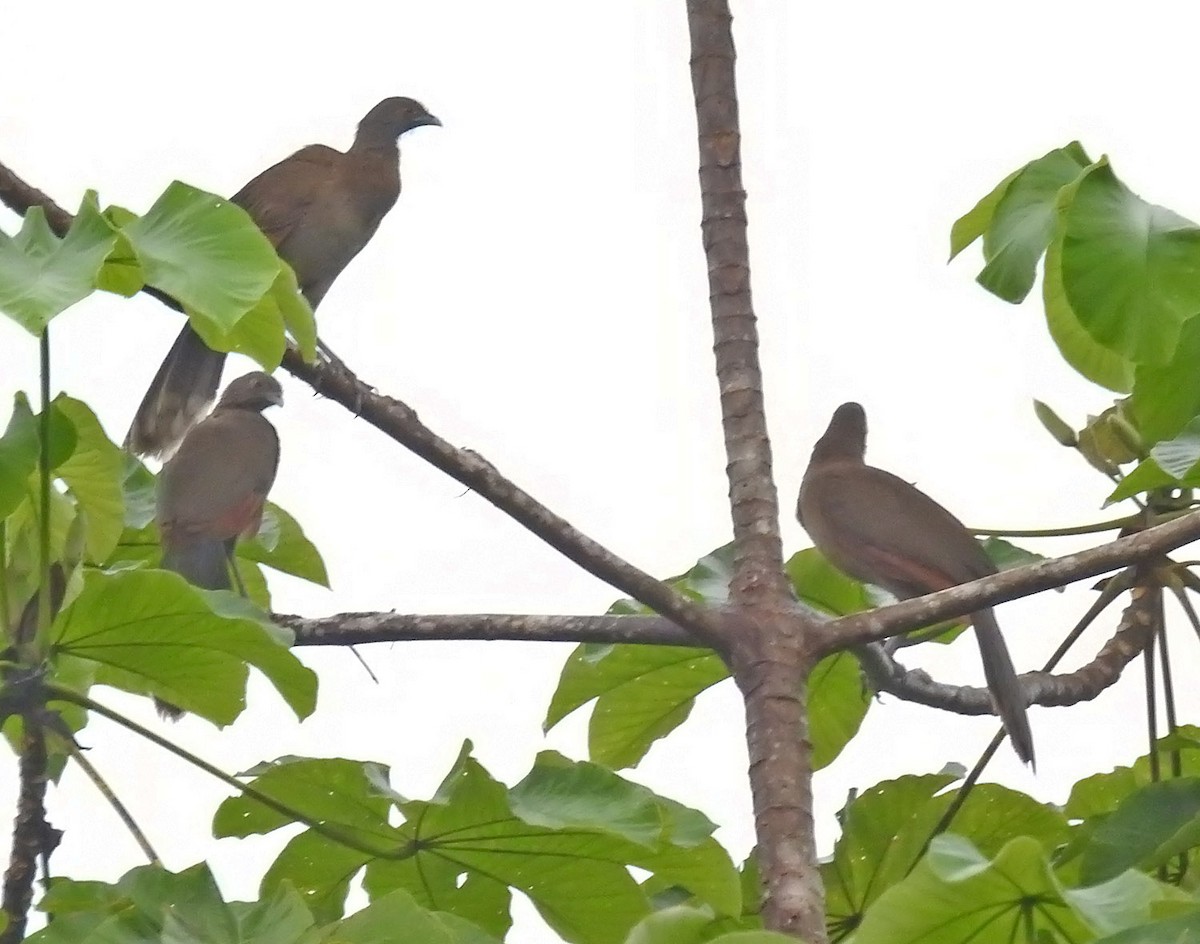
[47, 687, 407, 861]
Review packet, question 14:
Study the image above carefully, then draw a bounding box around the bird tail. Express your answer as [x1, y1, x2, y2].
[154, 698, 185, 721]
[161, 539, 233, 592]
[972, 609, 1036, 767]
[125, 324, 226, 458]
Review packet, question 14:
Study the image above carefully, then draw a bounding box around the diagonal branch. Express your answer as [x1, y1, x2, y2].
[0, 158, 724, 651]
[281, 354, 723, 647]
[687, 0, 789, 606]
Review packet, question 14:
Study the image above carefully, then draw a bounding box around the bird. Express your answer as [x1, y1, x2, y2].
[125, 96, 441, 458]
[796, 402, 1035, 766]
[154, 371, 283, 718]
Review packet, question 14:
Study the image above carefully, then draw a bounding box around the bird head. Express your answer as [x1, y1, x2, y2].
[360, 97, 442, 138]
[810, 401, 868, 464]
[217, 372, 284, 412]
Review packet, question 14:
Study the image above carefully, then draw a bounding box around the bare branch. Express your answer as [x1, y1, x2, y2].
[280, 611, 696, 647]
[687, 0, 788, 607]
[281, 354, 723, 648]
[813, 512, 1200, 654]
[858, 581, 1153, 713]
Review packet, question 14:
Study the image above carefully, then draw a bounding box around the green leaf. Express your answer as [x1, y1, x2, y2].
[33, 863, 319, 944]
[623, 905, 776, 944]
[1148, 417, 1200, 478]
[1131, 312, 1200, 442]
[1032, 399, 1078, 447]
[214, 756, 398, 924]
[1061, 158, 1200, 366]
[1081, 778, 1200, 884]
[329, 888, 500, 943]
[219, 747, 735, 944]
[975, 142, 1092, 303]
[120, 181, 281, 334]
[51, 396, 125, 562]
[854, 835, 1089, 943]
[0, 195, 117, 333]
[979, 537, 1046, 572]
[49, 570, 317, 724]
[824, 776, 1069, 932]
[807, 652, 871, 771]
[948, 168, 1021, 262]
[1105, 457, 1176, 505]
[0, 395, 39, 520]
[1094, 909, 1200, 943]
[274, 265, 318, 363]
[546, 643, 728, 769]
[786, 547, 872, 616]
[1043, 184, 1137, 392]
[229, 883, 316, 944]
[546, 545, 741, 768]
[365, 747, 650, 943]
[240, 502, 330, 587]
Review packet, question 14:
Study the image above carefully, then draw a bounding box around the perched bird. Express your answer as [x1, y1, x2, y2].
[797, 402, 1035, 766]
[126, 97, 440, 457]
[154, 371, 283, 718]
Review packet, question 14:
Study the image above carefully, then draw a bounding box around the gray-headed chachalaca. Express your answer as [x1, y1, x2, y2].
[126, 97, 440, 458]
[154, 371, 282, 718]
[797, 402, 1035, 766]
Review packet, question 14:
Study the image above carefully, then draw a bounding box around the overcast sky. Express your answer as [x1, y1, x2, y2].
[4, 1, 1200, 940]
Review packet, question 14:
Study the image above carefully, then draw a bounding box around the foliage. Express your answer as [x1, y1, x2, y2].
[0, 151, 1199, 943]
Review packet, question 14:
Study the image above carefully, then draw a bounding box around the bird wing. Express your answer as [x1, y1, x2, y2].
[157, 410, 280, 545]
[230, 144, 342, 250]
[800, 463, 996, 598]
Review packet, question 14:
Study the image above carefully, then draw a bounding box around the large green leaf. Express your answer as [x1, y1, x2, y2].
[1080, 778, 1200, 884]
[545, 643, 727, 769]
[1044, 226, 1136, 392]
[216, 747, 737, 944]
[623, 906, 782, 944]
[51, 395, 125, 562]
[0, 195, 117, 334]
[972, 142, 1092, 303]
[824, 775, 1069, 935]
[854, 834, 1165, 943]
[30, 863, 323, 944]
[545, 546, 735, 768]
[1131, 312, 1200, 442]
[48, 569, 317, 724]
[328, 888, 500, 944]
[120, 181, 281, 334]
[1094, 909, 1200, 943]
[241, 502, 330, 587]
[1060, 158, 1200, 366]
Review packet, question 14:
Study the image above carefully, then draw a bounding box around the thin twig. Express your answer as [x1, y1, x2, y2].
[63, 740, 159, 864]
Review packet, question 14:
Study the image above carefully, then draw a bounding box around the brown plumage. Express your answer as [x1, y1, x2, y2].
[126, 97, 440, 458]
[797, 402, 1035, 766]
[154, 371, 282, 719]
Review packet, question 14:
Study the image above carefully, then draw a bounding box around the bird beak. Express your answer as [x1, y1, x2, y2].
[414, 114, 442, 129]
[270, 389, 284, 408]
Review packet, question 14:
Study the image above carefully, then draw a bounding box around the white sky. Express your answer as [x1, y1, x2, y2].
[4, 1, 1200, 940]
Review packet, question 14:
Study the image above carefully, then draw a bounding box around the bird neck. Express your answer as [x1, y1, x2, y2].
[351, 127, 401, 156]
[808, 435, 865, 467]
